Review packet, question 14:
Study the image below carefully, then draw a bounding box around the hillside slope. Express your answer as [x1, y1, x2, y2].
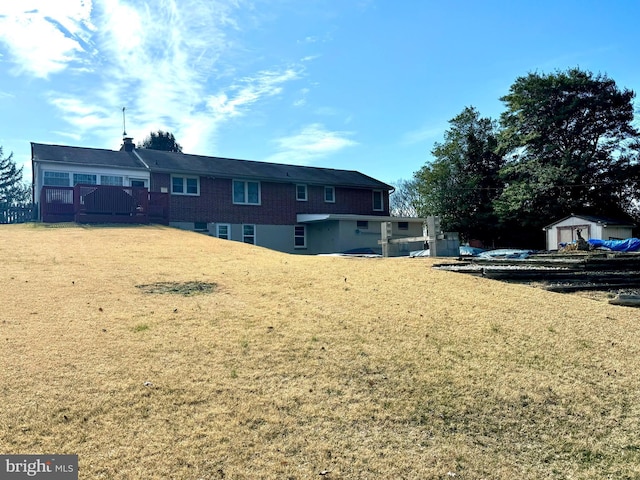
[1, 224, 639, 479]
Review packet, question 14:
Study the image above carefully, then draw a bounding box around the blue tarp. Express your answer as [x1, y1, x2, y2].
[477, 249, 534, 259]
[588, 238, 640, 252]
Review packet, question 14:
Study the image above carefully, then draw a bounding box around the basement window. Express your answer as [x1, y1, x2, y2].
[216, 224, 230, 240]
[294, 225, 306, 248]
[194, 222, 208, 232]
[243, 224, 256, 244]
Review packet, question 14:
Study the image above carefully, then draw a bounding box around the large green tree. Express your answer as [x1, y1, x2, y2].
[138, 130, 183, 152]
[496, 68, 640, 231]
[414, 106, 504, 244]
[0, 147, 29, 205]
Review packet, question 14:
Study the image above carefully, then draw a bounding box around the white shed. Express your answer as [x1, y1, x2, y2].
[543, 215, 636, 251]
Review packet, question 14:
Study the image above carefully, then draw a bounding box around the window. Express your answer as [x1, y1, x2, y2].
[130, 179, 147, 188]
[373, 190, 384, 211]
[43, 171, 70, 187]
[357, 220, 369, 230]
[194, 222, 208, 232]
[296, 184, 308, 201]
[294, 225, 306, 248]
[73, 173, 97, 185]
[243, 224, 256, 244]
[324, 186, 335, 203]
[398, 222, 409, 230]
[171, 175, 199, 195]
[216, 224, 230, 240]
[233, 180, 260, 205]
[100, 175, 123, 186]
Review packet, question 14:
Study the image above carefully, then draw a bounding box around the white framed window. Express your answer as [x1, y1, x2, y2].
[43, 171, 70, 187]
[73, 173, 97, 185]
[373, 190, 384, 211]
[216, 224, 230, 240]
[233, 180, 260, 205]
[357, 220, 369, 230]
[243, 224, 256, 244]
[130, 179, 147, 188]
[172, 175, 199, 195]
[100, 175, 124, 186]
[296, 184, 308, 201]
[324, 186, 335, 203]
[294, 225, 306, 249]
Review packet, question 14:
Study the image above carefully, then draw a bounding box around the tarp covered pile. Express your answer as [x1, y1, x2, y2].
[588, 238, 640, 252]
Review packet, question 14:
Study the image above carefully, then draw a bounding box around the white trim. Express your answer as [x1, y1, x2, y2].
[233, 179, 261, 205]
[324, 186, 335, 203]
[297, 214, 424, 223]
[242, 224, 256, 244]
[294, 224, 307, 249]
[171, 174, 200, 196]
[216, 223, 231, 240]
[296, 184, 308, 201]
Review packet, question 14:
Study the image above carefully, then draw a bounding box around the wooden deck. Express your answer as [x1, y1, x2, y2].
[40, 185, 169, 224]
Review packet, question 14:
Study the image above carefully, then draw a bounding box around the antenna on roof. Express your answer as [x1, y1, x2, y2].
[122, 107, 127, 137]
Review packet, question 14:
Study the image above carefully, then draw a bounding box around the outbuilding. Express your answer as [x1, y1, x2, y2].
[543, 214, 636, 251]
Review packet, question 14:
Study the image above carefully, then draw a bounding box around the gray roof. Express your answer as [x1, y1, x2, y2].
[31, 143, 147, 170]
[544, 214, 636, 229]
[31, 142, 392, 190]
[136, 149, 392, 190]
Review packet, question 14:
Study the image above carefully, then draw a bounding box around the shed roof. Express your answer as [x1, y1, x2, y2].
[544, 214, 636, 230]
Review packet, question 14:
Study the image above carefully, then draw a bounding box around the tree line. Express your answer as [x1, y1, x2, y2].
[391, 68, 640, 249]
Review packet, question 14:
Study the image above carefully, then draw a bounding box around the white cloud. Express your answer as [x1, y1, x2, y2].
[0, 0, 307, 158]
[265, 123, 358, 165]
[0, 0, 94, 78]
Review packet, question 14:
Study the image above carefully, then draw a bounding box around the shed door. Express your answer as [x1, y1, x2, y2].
[557, 224, 590, 246]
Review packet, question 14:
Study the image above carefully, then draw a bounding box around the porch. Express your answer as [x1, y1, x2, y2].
[40, 185, 169, 224]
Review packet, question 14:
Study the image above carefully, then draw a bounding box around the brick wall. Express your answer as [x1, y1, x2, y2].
[151, 173, 390, 224]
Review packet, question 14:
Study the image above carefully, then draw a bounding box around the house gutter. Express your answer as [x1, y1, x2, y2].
[132, 149, 150, 170]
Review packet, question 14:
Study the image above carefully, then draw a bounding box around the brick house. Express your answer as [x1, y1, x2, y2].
[32, 139, 425, 255]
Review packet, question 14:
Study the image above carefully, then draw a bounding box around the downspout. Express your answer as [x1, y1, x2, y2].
[30, 142, 37, 220]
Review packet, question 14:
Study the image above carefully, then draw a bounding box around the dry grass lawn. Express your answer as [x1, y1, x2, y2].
[1, 223, 640, 479]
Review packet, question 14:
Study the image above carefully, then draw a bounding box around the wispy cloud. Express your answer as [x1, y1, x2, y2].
[0, 1, 94, 78]
[1, 0, 304, 155]
[264, 123, 358, 165]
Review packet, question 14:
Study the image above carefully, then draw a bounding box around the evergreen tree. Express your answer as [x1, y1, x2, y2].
[414, 107, 504, 245]
[497, 68, 640, 231]
[139, 130, 183, 153]
[0, 147, 29, 205]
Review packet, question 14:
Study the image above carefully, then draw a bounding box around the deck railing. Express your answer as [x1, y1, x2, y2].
[40, 185, 169, 224]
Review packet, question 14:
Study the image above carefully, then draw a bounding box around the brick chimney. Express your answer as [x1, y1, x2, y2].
[121, 137, 135, 152]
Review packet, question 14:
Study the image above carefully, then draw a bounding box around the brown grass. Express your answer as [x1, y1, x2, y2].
[1, 223, 640, 479]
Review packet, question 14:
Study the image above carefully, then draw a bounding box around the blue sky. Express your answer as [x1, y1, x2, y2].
[1, 0, 639, 187]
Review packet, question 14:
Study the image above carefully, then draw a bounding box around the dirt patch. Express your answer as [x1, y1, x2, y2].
[136, 281, 216, 296]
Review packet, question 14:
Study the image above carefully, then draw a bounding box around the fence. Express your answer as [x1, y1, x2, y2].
[0, 203, 34, 224]
[40, 185, 169, 224]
